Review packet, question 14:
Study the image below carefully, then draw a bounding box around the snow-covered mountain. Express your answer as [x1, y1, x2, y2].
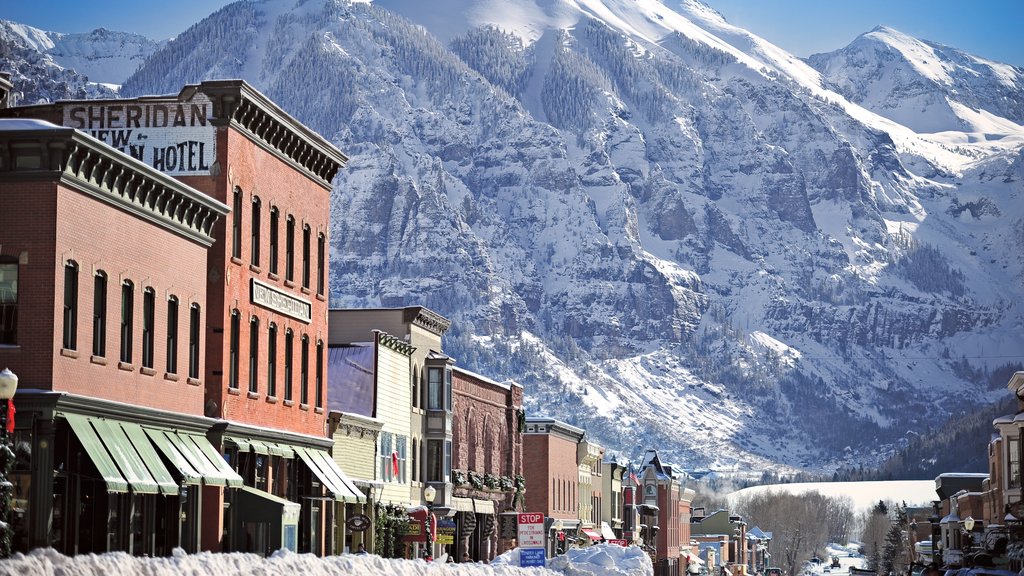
[0, 20, 160, 103]
[4, 0, 1023, 475]
[807, 25, 1024, 136]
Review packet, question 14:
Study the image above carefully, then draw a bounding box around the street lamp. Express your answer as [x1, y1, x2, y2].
[929, 502, 942, 568]
[423, 484, 436, 560]
[0, 368, 18, 559]
[962, 516, 975, 567]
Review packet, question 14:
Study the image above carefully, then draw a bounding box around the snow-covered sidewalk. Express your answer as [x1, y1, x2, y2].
[0, 543, 653, 576]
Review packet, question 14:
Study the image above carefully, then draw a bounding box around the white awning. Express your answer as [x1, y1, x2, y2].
[601, 522, 617, 540]
[473, 498, 495, 514]
[452, 497, 475, 512]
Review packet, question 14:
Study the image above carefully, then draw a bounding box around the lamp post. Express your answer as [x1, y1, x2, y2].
[929, 501, 942, 568]
[0, 368, 18, 559]
[962, 516, 974, 567]
[423, 484, 436, 561]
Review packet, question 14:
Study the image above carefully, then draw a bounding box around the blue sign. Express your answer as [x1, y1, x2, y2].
[520, 548, 546, 568]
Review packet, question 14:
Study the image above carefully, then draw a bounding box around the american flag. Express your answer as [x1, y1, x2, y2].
[629, 465, 640, 486]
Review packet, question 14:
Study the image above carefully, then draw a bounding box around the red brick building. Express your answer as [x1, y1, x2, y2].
[522, 417, 585, 556]
[1, 80, 361, 556]
[0, 117, 234, 555]
[450, 366, 523, 562]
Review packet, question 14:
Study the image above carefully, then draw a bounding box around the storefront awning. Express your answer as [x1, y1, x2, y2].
[236, 485, 301, 523]
[294, 446, 365, 503]
[601, 522, 617, 540]
[119, 421, 179, 495]
[582, 528, 603, 541]
[452, 497, 475, 512]
[146, 428, 242, 487]
[64, 413, 129, 493]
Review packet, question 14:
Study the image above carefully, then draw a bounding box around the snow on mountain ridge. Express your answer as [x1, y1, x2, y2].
[6, 0, 1024, 475]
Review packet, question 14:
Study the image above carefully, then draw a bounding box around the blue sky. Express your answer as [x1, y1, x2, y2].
[3, 0, 1023, 66]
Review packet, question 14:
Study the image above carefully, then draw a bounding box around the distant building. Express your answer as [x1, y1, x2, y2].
[522, 417, 585, 556]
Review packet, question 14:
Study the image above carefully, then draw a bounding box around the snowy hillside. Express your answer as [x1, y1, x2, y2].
[5, 0, 1024, 475]
[0, 20, 159, 103]
[807, 25, 1024, 136]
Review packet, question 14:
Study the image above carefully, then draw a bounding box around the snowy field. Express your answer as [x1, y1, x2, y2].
[0, 543, 653, 576]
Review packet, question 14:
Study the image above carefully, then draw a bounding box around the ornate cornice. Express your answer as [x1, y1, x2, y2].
[403, 306, 452, 336]
[0, 121, 229, 247]
[376, 330, 415, 356]
[192, 80, 347, 190]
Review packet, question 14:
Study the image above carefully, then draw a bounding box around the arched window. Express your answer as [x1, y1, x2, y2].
[188, 303, 201, 379]
[466, 408, 477, 472]
[92, 271, 107, 357]
[249, 316, 259, 394]
[300, 334, 309, 405]
[284, 329, 294, 401]
[166, 296, 179, 374]
[315, 339, 324, 409]
[142, 287, 155, 369]
[411, 365, 420, 408]
[228, 309, 240, 389]
[302, 225, 311, 289]
[231, 187, 243, 259]
[285, 216, 295, 282]
[251, 196, 261, 266]
[316, 232, 326, 296]
[120, 280, 134, 363]
[62, 260, 78, 350]
[267, 323, 277, 397]
[269, 207, 280, 274]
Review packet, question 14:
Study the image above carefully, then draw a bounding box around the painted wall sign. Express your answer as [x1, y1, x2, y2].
[251, 279, 312, 323]
[63, 95, 216, 176]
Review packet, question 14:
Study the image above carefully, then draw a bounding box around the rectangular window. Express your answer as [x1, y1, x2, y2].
[188, 304, 201, 379]
[445, 367, 452, 411]
[251, 198, 261, 266]
[142, 289, 155, 369]
[315, 340, 323, 409]
[427, 367, 443, 410]
[0, 257, 17, 345]
[269, 209, 279, 274]
[427, 440, 443, 482]
[411, 439, 418, 483]
[92, 273, 107, 357]
[302, 226, 311, 289]
[379, 432, 393, 482]
[120, 281, 134, 363]
[284, 330, 293, 401]
[1011, 436, 1021, 489]
[249, 317, 259, 394]
[300, 335, 309, 405]
[285, 217, 295, 282]
[396, 436, 407, 484]
[62, 262, 78, 350]
[229, 311, 239, 389]
[232, 188, 242, 259]
[166, 297, 178, 374]
[316, 233, 325, 296]
[268, 324, 277, 397]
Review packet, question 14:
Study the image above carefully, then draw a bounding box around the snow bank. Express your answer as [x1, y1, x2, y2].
[0, 545, 653, 576]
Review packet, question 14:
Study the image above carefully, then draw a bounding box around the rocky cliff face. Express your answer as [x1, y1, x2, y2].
[5, 0, 1023, 474]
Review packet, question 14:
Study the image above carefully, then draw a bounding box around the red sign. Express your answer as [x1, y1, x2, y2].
[608, 539, 629, 546]
[517, 513, 546, 548]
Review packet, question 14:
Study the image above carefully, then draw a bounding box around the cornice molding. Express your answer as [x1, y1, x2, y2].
[194, 80, 347, 190]
[376, 330, 415, 356]
[0, 124, 228, 247]
[403, 306, 452, 336]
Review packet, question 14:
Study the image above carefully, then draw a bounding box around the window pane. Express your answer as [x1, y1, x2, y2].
[142, 289, 155, 369]
[120, 281, 133, 363]
[166, 297, 178, 374]
[251, 198, 261, 266]
[286, 217, 295, 282]
[315, 341, 323, 409]
[316, 233, 325, 295]
[93, 273, 106, 357]
[269, 209, 279, 274]
[284, 330, 293, 401]
[302, 226, 311, 288]
[188, 304, 201, 379]
[229, 311, 240, 389]
[268, 324, 277, 397]
[0, 259, 15, 345]
[300, 336, 309, 405]
[427, 368, 442, 410]
[63, 262, 78, 350]
[232, 188, 242, 259]
[249, 317, 259, 393]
